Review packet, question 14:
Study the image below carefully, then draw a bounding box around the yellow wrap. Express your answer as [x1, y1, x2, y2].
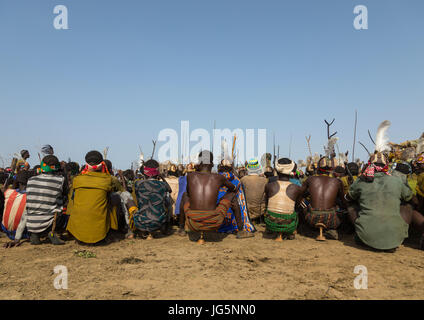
[128, 206, 137, 231]
[66, 172, 114, 243]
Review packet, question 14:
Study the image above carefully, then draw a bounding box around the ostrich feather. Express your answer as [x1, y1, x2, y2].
[375, 120, 391, 153]
[324, 137, 338, 157]
[221, 139, 230, 161]
[298, 160, 306, 168]
[103, 147, 109, 160]
[417, 137, 424, 155]
[338, 152, 348, 164]
[138, 152, 144, 168]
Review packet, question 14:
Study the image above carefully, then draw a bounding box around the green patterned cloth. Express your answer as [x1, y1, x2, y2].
[265, 210, 298, 234]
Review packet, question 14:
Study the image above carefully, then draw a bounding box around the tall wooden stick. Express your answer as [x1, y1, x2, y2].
[306, 135, 312, 158]
[151, 140, 157, 160]
[352, 110, 357, 162]
[289, 133, 292, 159]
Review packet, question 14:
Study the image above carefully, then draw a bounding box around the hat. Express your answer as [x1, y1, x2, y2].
[369, 152, 388, 166]
[186, 163, 196, 172]
[246, 158, 263, 175]
[275, 158, 295, 175]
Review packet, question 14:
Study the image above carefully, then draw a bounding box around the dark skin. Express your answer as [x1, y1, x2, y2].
[299, 174, 346, 210]
[22, 151, 30, 161]
[178, 163, 251, 238]
[265, 173, 304, 239]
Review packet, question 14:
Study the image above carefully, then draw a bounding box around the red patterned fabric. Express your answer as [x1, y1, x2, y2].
[81, 161, 109, 175]
[144, 167, 159, 177]
[363, 163, 390, 178]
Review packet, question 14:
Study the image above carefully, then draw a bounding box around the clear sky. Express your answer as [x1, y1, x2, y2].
[0, 0, 423, 169]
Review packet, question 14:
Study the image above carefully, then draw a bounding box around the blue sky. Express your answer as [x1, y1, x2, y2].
[0, 0, 423, 168]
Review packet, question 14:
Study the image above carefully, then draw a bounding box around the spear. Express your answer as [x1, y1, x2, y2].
[273, 131, 276, 169]
[288, 133, 292, 159]
[231, 134, 237, 161]
[352, 110, 357, 162]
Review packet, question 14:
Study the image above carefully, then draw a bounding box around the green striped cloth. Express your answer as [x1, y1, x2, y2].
[265, 210, 298, 234]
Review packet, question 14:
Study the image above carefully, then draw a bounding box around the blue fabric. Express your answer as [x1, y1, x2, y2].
[217, 172, 255, 233]
[289, 178, 302, 186]
[1, 223, 29, 240]
[174, 176, 187, 215]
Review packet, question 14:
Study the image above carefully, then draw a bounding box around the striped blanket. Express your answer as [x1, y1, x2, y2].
[305, 208, 341, 230]
[26, 173, 65, 234]
[1, 189, 28, 240]
[217, 172, 255, 233]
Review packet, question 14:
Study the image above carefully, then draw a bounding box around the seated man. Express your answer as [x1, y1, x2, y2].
[340, 162, 359, 195]
[347, 152, 424, 252]
[216, 159, 255, 235]
[179, 151, 253, 240]
[241, 158, 267, 224]
[415, 153, 424, 211]
[164, 164, 180, 223]
[299, 157, 346, 240]
[67, 151, 118, 244]
[25, 155, 68, 245]
[265, 158, 304, 241]
[127, 159, 172, 239]
[16, 150, 30, 174]
[2, 171, 31, 248]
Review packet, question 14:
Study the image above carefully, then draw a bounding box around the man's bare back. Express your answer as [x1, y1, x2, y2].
[186, 171, 235, 210]
[301, 176, 344, 210]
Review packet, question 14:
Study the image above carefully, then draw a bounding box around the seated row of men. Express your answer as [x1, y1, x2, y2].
[1, 148, 424, 253]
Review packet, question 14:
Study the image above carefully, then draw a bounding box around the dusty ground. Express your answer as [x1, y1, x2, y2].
[0, 225, 423, 300]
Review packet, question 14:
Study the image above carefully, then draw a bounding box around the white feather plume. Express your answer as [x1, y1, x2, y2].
[138, 152, 144, 168]
[324, 137, 338, 157]
[221, 139, 230, 162]
[375, 120, 391, 153]
[103, 147, 109, 160]
[417, 137, 424, 155]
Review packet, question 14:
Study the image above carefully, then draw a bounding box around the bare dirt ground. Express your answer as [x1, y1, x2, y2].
[0, 225, 423, 300]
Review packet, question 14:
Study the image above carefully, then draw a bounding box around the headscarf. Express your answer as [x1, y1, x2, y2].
[275, 159, 295, 175]
[81, 161, 109, 174]
[143, 166, 160, 177]
[317, 157, 332, 175]
[363, 162, 390, 178]
[40, 161, 60, 173]
[246, 158, 263, 175]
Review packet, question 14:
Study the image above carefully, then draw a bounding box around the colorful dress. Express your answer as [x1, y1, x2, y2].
[217, 172, 255, 233]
